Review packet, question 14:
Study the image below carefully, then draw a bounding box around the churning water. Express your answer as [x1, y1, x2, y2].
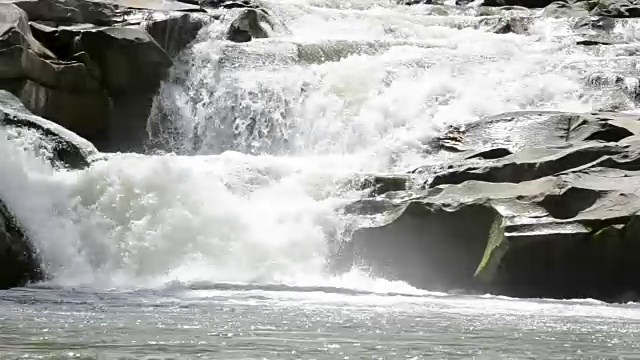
[2, 0, 640, 358]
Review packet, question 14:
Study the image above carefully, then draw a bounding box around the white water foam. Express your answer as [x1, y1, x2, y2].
[1, 0, 635, 293]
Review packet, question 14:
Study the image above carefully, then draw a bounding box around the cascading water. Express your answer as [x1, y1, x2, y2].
[1, 0, 637, 292]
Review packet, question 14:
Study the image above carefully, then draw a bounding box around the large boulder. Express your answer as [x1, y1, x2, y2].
[352, 167, 640, 300]
[1, 0, 211, 151]
[350, 110, 640, 302]
[0, 89, 98, 169]
[0, 198, 41, 289]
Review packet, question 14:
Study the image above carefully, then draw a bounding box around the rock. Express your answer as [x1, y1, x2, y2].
[5, 0, 122, 26]
[0, 198, 42, 289]
[2, 2, 175, 150]
[542, 0, 592, 16]
[544, 0, 640, 17]
[361, 175, 415, 196]
[351, 166, 640, 300]
[425, 111, 640, 187]
[144, 12, 209, 58]
[226, 8, 272, 43]
[0, 0, 213, 150]
[0, 89, 98, 169]
[19, 79, 112, 142]
[347, 109, 640, 301]
[200, 0, 260, 9]
[482, 0, 556, 8]
[481, 16, 531, 34]
[75, 27, 171, 93]
[0, 3, 55, 59]
[100, 0, 203, 12]
[2, 0, 204, 26]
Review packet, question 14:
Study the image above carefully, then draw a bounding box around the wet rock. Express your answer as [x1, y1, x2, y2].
[76, 27, 171, 94]
[0, 3, 55, 60]
[3, 0, 204, 25]
[0, 198, 42, 289]
[352, 166, 640, 300]
[482, 0, 556, 8]
[424, 112, 640, 187]
[144, 12, 209, 58]
[482, 16, 531, 34]
[5, 0, 122, 26]
[200, 0, 260, 9]
[544, 0, 640, 17]
[1, 4, 109, 141]
[0, 0, 213, 151]
[350, 109, 640, 301]
[7, 9, 173, 149]
[19, 79, 112, 142]
[0, 89, 98, 169]
[226, 8, 272, 43]
[361, 175, 414, 197]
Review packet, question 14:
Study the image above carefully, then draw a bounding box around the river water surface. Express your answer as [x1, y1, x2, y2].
[2, 0, 640, 358]
[2, 286, 640, 358]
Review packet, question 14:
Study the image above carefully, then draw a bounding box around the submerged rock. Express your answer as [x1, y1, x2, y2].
[0, 199, 42, 289]
[349, 110, 640, 301]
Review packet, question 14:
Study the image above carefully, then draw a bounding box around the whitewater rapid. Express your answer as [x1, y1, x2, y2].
[0, 0, 634, 291]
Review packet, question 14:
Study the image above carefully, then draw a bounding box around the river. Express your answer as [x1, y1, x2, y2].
[1, 0, 640, 357]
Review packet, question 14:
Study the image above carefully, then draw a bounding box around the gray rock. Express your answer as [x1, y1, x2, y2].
[19, 79, 112, 142]
[481, 16, 531, 34]
[2, 3, 176, 150]
[351, 166, 640, 300]
[200, 0, 260, 10]
[144, 11, 209, 58]
[482, 0, 556, 8]
[76, 27, 172, 94]
[544, 0, 640, 17]
[0, 3, 55, 59]
[0, 199, 42, 289]
[542, 0, 593, 16]
[226, 8, 272, 43]
[1, 0, 204, 26]
[347, 109, 640, 301]
[3, 0, 122, 26]
[0, 89, 98, 169]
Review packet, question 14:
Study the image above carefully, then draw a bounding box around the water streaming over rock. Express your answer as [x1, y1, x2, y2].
[2, 0, 640, 292]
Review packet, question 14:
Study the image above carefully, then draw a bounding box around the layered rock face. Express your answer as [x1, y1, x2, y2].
[354, 112, 640, 301]
[0, 0, 211, 151]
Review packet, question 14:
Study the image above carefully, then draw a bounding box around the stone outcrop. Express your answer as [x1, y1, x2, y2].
[0, 0, 211, 151]
[350, 111, 640, 301]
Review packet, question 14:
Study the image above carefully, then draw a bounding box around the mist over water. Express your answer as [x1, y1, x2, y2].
[0, 0, 635, 293]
